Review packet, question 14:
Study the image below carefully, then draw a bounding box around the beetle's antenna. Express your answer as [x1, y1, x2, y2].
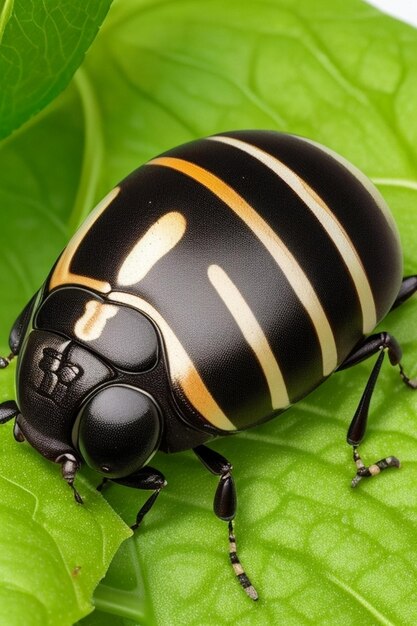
[228, 520, 258, 601]
[0, 353, 15, 369]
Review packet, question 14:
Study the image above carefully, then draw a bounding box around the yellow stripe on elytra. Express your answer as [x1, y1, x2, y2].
[148, 156, 337, 376]
[49, 187, 121, 293]
[210, 135, 377, 334]
[208, 264, 290, 409]
[109, 291, 236, 431]
[117, 211, 187, 286]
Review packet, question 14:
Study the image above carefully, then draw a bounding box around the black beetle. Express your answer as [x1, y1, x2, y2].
[1, 130, 416, 600]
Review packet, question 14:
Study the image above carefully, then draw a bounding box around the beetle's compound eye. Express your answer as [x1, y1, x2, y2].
[75, 385, 162, 478]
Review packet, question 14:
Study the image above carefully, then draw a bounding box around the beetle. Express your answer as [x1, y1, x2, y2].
[1, 130, 416, 600]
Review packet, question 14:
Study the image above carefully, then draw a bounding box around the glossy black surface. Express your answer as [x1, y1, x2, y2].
[36, 287, 159, 373]
[52, 130, 402, 432]
[76, 385, 162, 478]
[16, 329, 113, 459]
[11, 130, 405, 465]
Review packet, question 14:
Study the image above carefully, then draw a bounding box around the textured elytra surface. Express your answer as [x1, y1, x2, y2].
[0, 0, 417, 625]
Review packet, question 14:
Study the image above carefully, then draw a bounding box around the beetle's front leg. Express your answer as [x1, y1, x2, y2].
[0, 400, 19, 423]
[0, 292, 38, 367]
[56, 453, 84, 504]
[110, 466, 167, 530]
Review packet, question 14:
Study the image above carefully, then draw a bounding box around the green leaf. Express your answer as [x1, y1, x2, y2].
[0, 83, 131, 625]
[2, 0, 417, 625]
[0, 367, 131, 626]
[0, 0, 113, 140]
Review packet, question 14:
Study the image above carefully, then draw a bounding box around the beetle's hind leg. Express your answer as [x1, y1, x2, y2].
[193, 444, 258, 601]
[338, 331, 416, 487]
[391, 275, 417, 311]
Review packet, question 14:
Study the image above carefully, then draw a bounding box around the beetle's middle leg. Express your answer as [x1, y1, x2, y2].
[337, 331, 416, 487]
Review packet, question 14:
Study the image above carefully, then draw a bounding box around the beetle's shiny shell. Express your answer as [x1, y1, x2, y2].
[45, 131, 403, 434]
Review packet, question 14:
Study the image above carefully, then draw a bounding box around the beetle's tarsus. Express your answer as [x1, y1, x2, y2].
[193, 445, 258, 600]
[229, 520, 258, 601]
[351, 447, 400, 488]
[131, 488, 162, 531]
[71, 484, 84, 504]
[96, 477, 109, 492]
[399, 364, 417, 389]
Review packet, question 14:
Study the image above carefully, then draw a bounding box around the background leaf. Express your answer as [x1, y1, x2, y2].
[0, 365, 131, 626]
[0, 67, 131, 625]
[1, 0, 417, 625]
[0, 0, 113, 140]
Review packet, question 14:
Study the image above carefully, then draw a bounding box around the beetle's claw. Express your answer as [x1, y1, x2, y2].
[71, 484, 84, 505]
[351, 447, 400, 488]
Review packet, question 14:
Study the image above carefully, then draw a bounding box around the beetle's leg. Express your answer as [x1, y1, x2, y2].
[56, 453, 84, 504]
[111, 466, 166, 530]
[0, 352, 15, 369]
[0, 403, 25, 442]
[0, 292, 38, 367]
[338, 332, 416, 486]
[338, 331, 416, 388]
[96, 477, 109, 492]
[0, 400, 19, 423]
[193, 444, 258, 601]
[391, 275, 417, 311]
[13, 420, 25, 442]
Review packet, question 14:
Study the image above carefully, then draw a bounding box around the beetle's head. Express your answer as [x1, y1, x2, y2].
[0, 325, 163, 498]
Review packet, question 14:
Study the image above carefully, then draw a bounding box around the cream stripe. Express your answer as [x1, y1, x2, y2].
[208, 264, 289, 409]
[149, 156, 337, 375]
[109, 291, 236, 431]
[118, 211, 187, 286]
[299, 136, 400, 241]
[74, 301, 119, 342]
[210, 135, 377, 334]
[49, 187, 121, 293]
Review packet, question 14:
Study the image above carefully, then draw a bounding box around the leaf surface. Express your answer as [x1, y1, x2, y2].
[1, 0, 417, 625]
[0, 368, 131, 626]
[0, 0, 113, 139]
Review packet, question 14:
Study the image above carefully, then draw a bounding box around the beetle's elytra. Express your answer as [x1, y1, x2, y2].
[1, 130, 417, 600]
